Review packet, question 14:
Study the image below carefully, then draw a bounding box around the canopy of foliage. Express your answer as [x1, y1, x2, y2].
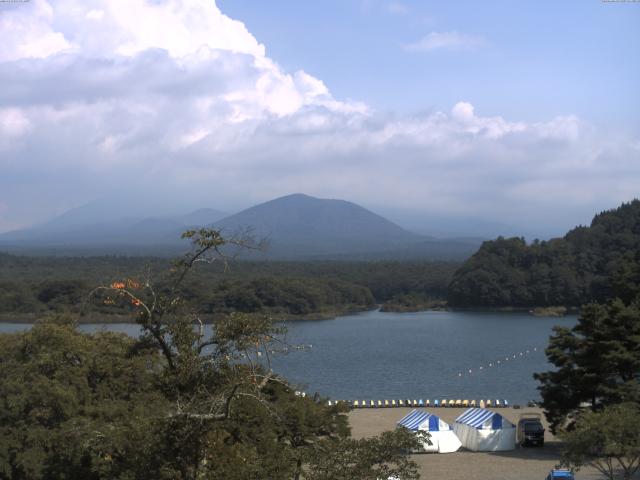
[534, 296, 640, 433]
[0, 318, 167, 479]
[0, 256, 457, 320]
[448, 200, 640, 307]
[561, 403, 640, 480]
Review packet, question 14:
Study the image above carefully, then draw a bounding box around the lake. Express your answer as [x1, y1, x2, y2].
[0, 310, 576, 404]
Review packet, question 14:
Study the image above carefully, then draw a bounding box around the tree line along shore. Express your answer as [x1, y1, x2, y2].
[0, 256, 455, 321]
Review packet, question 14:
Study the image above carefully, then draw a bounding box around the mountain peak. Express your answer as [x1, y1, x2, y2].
[0, 193, 480, 260]
[278, 193, 315, 200]
[214, 193, 420, 257]
[263, 193, 328, 205]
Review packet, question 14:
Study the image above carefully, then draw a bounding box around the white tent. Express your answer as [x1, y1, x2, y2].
[453, 408, 516, 451]
[397, 409, 462, 453]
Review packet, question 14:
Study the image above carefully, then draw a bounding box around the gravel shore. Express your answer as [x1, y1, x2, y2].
[348, 407, 617, 480]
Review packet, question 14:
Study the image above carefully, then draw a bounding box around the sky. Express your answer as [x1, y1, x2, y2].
[0, 0, 639, 236]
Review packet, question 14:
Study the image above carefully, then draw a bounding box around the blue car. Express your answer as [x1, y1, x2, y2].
[545, 469, 574, 480]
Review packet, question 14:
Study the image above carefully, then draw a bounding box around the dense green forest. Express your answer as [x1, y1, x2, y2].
[0, 254, 457, 320]
[449, 200, 640, 308]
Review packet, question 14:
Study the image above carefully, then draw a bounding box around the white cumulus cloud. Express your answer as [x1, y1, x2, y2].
[0, 0, 74, 62]
[0, 0, 636, 234]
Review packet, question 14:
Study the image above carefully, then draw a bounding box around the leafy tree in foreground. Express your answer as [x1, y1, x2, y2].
[534, 297, 640, 433]
[306, 429, 426, 480]
[561, 403, 640, 480]
[0, 316, 167, 480]
[0, 228, 422, 479]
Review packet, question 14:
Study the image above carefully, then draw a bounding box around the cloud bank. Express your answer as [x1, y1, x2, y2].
[0, 0, 637, 234]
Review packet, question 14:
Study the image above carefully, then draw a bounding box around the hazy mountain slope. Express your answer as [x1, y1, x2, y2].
[0, 193, 479, 260]
[0, 205, 227, 249]
[214, 193, 422, 256]
[179, 208, 227, 227]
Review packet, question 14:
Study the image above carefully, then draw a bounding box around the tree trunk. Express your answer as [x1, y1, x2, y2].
[294, 457, 303, 480]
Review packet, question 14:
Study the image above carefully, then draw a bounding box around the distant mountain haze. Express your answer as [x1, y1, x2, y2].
[35, 196, 216, 231]
[179, 208, 228, 227]
[375, 208, 546, 240]
[0, 204, 227, 248]
[215, 193, 419, 252]
[0, 193, 481, 260]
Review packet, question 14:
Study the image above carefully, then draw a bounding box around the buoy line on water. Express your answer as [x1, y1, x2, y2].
[456, 346, 541, 378]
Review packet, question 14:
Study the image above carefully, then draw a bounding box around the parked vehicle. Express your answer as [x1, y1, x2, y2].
[517, 413, 545, 446]
[545, 469, 574, 480]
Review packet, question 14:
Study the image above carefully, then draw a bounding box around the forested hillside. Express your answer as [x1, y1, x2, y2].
[0, 255, 457, 320]
[448, 200, 640, 307]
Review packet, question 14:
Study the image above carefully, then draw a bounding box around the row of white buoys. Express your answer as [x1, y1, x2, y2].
[268, 344, 313, 355]
[327, 399, 509, 408]
[457, 347, 539, 377]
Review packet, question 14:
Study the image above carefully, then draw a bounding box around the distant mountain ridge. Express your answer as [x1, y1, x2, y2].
[0, 193, 481, 260]
[0, 207, 227, 250]
[215, 194, 420, 255]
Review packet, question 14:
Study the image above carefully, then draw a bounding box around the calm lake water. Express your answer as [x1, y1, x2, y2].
[0, 310, 576, 404]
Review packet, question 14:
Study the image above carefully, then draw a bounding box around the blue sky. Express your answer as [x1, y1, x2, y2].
[219, 0, 639, 130]
[0, 0, 638, 236]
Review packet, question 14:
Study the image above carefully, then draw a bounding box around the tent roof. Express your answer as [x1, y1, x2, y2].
[455, 408, 511, 429]
[398, 409, 445, 431]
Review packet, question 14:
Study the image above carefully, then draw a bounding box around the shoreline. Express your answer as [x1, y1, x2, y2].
[0, 304, 579, 324]
[0, 305, 378, 324]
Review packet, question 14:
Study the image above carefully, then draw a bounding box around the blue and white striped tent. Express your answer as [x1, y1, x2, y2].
[453, 408, 515, 451]
[455, 408, 507, 429]
[397, 410, 461, 453]
[398, 410, 451, 431]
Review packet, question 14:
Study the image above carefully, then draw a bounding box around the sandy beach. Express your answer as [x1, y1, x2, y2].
[348, 406, 616, 480]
